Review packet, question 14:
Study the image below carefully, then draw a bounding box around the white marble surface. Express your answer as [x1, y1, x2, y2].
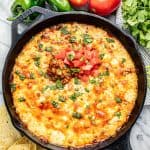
[0, 1, 150, 150]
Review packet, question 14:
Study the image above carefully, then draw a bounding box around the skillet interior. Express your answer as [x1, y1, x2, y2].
[2, 12, 147, 150]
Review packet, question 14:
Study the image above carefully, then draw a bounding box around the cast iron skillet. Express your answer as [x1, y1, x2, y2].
[2, 6, 147, 150]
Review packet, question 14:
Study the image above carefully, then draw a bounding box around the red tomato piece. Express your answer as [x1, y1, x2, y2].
[55, 50, 66, 60]
[72, 60, 85, 67]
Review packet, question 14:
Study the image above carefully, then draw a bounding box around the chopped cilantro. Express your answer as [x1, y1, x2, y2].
[115, 97, 122, 103]
[114, 112, 121, 118]
[99, 53, 105, 60]
[42, 85, 49, 93]
[15, 70, 25, 81]
[106, 38, 115, 43]
[33, 57, 40, 67]
[69, 36, 76, 43]
[29, 72, 35, 79]
[67, 53, 75, 61]
[18, 97, 25, 102]
[10, 83, 16, 92]
[72, 112, 82, 119]
[45, 47, 53, 52]
[69, 92, 82, 102]
[51, 101, 59, 108]
[89, 78, 97, 84]
[121, 58, 126, 64]
[70, 68, 80, 73]
[58, 96, 66, 102]
[56, 80, 64, 90]
[60, 26, 70, 35]
[83, 34, 93, 44]
[74, 77, 80, 84]
[38, 43, 43, 49]
[85, 88, 90, 93]
[99, 70, 110, 77]
[49, 85, 57, 90]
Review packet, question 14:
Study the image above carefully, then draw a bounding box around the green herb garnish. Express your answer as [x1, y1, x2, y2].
[67, 53, 75, 61]
[85, 88, 90, 93]
[70, 68, 80, 73]
[115, 97, 122, 103]
[38, 43, 43, 49]
[121, 58, 126, 64]
[106, 38, 115, 43]
[74, 77, 80, 84]
[58, 96, 66, 102]
[45, 47, 53, 52]
[69, 92, 82, 101]
[15, 70, 25, 81]
[72, 112, 82, 119]
[83, 34, 93, 44]
[89, 78, 97, 84]
[99, 70, 110, 77]
[56, 80, 64, 90]
[33, 57, 40, 67]
[42, 85, 49, 93]
[29, 72, 35, 79]
[18, 97, 25, 102]
[10, 83, 16, 92]
[61, 26, 70, 35]
[99, 53, 105, 60]
[69, 36, 76, 43]
[51, 101, 59, 108]
[114, 112, 121, 118]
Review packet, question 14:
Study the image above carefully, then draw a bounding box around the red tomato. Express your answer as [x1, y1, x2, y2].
[55, 50, 66, 59]
[89, 0, 121, 16]
[69, 0, 88, 7]
[72, 60, 85, 67]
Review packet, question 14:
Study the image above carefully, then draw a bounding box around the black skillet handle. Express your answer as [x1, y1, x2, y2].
[104, 131, 132, 150]
[11, 6, 57, 46]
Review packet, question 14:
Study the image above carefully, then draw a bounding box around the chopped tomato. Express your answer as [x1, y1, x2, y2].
[81, 64, 93, 71]
[72, 60, 85, 67]
[55, 50, 66, 59]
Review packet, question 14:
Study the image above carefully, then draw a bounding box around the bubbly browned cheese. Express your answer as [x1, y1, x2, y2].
[11, 22, 138, 147]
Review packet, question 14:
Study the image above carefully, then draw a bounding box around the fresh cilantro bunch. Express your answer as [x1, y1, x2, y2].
[122, 0, 150, 50]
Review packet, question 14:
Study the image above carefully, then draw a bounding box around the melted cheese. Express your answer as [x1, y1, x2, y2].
[11, 22, 138, 148]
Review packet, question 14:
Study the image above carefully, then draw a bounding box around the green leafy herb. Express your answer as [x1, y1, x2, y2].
[114, 112, 121, 118]
[99, 53, 105, 60]
[45, 47, 53, 52]
[70, 68, 80, 73]
[115, 97, 122, 103]
[29, 72, 35, 79]
[83, 34, 93, 44]
[99, 70, 110, 77]
[10, 83, 16, 92]
[38, 43, 43, 49]
[85, 88, 90, 93]
[122, 0, 150, 50]
[72, 112, 82, 119]
[69, 36, 76, 43]
[69, 92, 82, 101]
[49, 85, 57, 90]
[58, 96, 66, 102]
[51, 101, 59, 108]
[18, 97, 25, 102]
[15, 70, 25, 81]
[33, 57, 40, 67]
[89, 78, 97, 84]
[121, 58, 126, 64]
[106, 38, 115, 43]
[74, 77, 80, 84]
[56, 80, 64, 90]
[67, 53, 75, 61]
[60, 26, 70, 35]
[42, 85, 49, 93]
